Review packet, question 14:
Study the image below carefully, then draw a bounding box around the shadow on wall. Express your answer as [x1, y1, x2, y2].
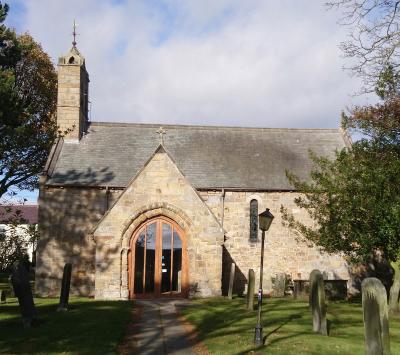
[349, 258, 393, 296]
[35, 167, 116, 297]
[221, 246, 247, 296]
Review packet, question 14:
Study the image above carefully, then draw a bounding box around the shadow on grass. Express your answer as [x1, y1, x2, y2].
[180, 297, 392, 355]
[0, 297, 132, 355]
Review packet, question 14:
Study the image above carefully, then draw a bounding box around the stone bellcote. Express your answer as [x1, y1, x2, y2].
[57, 46, 89, 142]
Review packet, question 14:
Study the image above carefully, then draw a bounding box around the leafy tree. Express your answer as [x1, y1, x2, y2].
[0, 2, 57, 199]
[282, 70, 400, 311]
[0, 206, 37, 271]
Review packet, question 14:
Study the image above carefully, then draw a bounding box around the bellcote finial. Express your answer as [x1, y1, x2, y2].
[72, 19, 78, 48]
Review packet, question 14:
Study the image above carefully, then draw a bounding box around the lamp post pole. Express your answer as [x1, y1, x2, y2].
[254, 229, 265, 346]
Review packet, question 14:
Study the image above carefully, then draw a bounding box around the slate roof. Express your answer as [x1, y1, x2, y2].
[45, 122, 349, 190]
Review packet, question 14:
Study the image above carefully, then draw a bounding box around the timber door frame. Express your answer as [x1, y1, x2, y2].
[128, 216, 189, 299]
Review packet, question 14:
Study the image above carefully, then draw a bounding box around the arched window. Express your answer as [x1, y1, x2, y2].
[250, 199, 258, 241]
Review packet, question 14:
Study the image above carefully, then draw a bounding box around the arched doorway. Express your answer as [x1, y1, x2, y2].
[128, 216, 188, 298]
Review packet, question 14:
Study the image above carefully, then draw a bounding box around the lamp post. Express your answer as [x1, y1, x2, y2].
[254, 208, 274, 347]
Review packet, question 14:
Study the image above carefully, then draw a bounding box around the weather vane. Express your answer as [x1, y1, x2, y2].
[72, 19, 78, 47]
[156, 127, 167, 145]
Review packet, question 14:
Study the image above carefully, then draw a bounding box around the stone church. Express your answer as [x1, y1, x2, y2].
[35, 44, 351, 299]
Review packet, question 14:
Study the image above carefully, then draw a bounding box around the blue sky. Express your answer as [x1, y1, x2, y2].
[5, 0, 372, 203]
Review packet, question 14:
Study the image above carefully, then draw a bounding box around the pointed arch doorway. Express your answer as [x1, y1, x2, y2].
[128, 216, 189, 298]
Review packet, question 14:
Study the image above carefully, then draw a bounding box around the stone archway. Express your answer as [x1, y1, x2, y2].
[128, 216, 189, 298]
[119, 203, 193, 299]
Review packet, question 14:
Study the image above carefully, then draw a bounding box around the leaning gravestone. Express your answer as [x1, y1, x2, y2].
[362, 277, 390, 355]
[273, 273, 286, 297]
[0, 289, 6, 303]
[58, 263, 72, 311]
[247, 269, 255, 310]
[10, 261, 37, 327]
[228, 263, 235, 299]
[309, 269, 328, 335]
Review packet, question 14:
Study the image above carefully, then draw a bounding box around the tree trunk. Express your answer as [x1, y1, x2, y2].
[389, 260, 400, 314]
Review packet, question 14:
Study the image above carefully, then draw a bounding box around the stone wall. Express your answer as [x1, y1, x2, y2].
[35, 185, 108, 297]
[199, 190, 350, 295]
[93, 149, 225, 299]
[36, 164, 350, 299]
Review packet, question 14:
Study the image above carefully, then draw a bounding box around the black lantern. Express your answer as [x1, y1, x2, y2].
[258, 208, 274, 232]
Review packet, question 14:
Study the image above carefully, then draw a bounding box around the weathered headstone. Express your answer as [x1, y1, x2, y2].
[10, 261, 37, 327]
[389, 261, 400, 314]
[362, 277, 390, 355]
[227, 263, 235, 299]
[58, 263, 72, 311]
[273, 273, 286, 297]
[247, 269, 255, 310]
[309, 269, 327, 335]
[0, 290, 6, 303]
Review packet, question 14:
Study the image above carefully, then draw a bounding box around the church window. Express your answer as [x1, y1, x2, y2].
[250, 199, 258, 241]
[68, 56, 75, 64]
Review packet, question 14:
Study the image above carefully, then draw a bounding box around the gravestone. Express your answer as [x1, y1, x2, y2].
[389, 261, 400, 314]
[309, 269, 327, 335]
[10, 261, 37, 327]
[58, 263, 72, 311]
[247, 269, 255, 310]
[0, 289, 6, 303]
[362, 277, 390, 355]
[227, 263, 235, 299]
[273, 273, 286, 297]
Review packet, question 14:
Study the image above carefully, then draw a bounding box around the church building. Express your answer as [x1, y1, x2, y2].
[35, 43, 351, 299]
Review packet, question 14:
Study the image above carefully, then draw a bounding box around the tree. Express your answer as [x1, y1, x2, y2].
[0, 2, 57, 199]
[327, 0, 400, 91]
[281, 76, 400, 310]
[0, 206, 37, 271]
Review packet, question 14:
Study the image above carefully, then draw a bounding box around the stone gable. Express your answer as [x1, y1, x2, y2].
[93, 146, 225, 299]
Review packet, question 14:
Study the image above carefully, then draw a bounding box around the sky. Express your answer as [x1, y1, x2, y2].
[5, 0, 372, 203]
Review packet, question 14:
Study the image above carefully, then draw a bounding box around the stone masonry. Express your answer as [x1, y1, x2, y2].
[93, 147, 225, 299]
[36, 153, 350, 299]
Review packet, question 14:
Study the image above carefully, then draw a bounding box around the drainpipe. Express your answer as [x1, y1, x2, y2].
[221, 188, 226, 229]
[105, 186, 109, 211]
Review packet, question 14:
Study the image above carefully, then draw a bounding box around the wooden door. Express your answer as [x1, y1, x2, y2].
[128, 217, 188, 298]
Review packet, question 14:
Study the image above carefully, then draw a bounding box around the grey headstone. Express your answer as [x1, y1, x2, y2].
[309, 269, 327, 335]
[10, 261, 37, 327]
[389, 261, 400, 314]
[247, 269, 255, 310]
[362, 277, 390, 355]
[58, 263, 72, 311]
[227, 263, 235, 300]
[273, 273, 286, 297]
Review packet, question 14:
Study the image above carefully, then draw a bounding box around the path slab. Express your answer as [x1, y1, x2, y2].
[132, 300, 195, 355]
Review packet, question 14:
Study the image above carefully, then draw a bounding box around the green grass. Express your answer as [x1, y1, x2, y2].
[180, 297, 400, 355]
[0, 297, 132, 355]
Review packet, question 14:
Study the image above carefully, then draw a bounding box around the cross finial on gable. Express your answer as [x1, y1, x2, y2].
[156, 127, 167, 145]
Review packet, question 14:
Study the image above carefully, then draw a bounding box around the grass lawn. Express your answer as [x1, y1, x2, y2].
[180, 297, 400, 355]
[0, 297, 132, 355]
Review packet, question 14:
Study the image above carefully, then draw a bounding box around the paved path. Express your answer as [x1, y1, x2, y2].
[127, 300, 196, 355]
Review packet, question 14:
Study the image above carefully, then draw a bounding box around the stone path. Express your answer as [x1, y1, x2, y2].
[120, 299, 196, 355]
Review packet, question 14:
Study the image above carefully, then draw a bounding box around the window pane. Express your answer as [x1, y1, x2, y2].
[145, 222, 156, 293]
[250, 199, 258, 240]
[161, 223, 172, 293]
[134, 231, 145, 294]
[172, 231, 182, 292]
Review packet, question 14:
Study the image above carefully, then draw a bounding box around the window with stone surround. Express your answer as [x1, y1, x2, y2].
[250, 199, 258, 241]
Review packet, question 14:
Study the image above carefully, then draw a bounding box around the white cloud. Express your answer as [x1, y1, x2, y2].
[8, 0, 372, 128]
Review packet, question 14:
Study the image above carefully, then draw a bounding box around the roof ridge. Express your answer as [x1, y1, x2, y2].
[88, 121, 340, 132]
